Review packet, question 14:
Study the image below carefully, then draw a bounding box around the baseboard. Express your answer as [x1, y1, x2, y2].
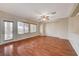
[68, 33, 79, 56]
[45, 35, 68, 40]
[0, 35, 40, 45]
[69, 39, 79, 55]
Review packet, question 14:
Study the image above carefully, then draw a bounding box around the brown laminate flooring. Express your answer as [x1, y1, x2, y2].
[0, 36, 77, 56]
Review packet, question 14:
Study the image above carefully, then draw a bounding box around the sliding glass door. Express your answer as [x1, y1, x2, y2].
[4, 21, 13, 40]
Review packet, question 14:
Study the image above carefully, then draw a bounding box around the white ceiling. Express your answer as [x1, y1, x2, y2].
[0, 3, 77, 22]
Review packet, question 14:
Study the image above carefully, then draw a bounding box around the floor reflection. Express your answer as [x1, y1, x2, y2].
[4, 45, 13, 56]
[0, 43, 18, 56]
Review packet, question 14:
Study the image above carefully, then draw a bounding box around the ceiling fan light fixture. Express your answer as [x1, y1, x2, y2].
[42, 18, 46, 21]
[41, 15, 49, 21]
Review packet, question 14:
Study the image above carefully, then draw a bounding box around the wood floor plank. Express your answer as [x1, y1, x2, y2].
[0, 36, 77, 56]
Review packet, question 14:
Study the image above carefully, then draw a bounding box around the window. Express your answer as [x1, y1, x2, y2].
[17, 22, 24, 34]
[24, 23, 29, 33]
[30, 24, 37, 32]
[17, 22, 29, 34]
[4, 21, 13, 40]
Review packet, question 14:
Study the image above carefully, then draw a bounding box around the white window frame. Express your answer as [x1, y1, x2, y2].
[30, 24, 37, 33]
[17, 22, 24, 34]
[24, 23, 29, 33]
[17, 22, 29, 34]
[4, 21, 13, 40]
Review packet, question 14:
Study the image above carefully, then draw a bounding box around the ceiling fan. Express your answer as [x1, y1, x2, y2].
[36, 11, 56, 22]
[41, 15, 49, 21]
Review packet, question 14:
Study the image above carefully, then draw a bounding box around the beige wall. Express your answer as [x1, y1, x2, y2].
[45, 18, 68, 39]
[0, 11, 40, 44]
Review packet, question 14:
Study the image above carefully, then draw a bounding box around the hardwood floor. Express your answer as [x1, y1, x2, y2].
[0, 36, 77, 56]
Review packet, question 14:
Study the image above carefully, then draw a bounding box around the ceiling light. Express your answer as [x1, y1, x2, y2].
[41, 15, 49, 22]
[42, 18, 46, 21]
[76, 12, 79, 16]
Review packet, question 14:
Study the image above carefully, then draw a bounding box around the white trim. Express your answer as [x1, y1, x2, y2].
[69, 39, 79, 55]
[68, 33, 79, 55]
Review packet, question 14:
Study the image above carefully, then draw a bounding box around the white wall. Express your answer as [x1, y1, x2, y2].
[45, 18, 68, 39]
[45, 17, 79, 55]
[0, 11, 40, 45]
[40, 23, 46, 36]
[45, 16, 79, 55]
[68, 16, 79, 55]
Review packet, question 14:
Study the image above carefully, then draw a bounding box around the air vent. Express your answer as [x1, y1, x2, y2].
[51, 12, 56, 14]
